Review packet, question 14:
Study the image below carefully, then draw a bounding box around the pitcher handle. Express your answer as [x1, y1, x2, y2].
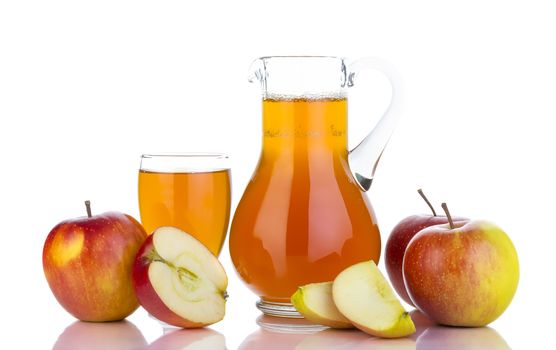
[347, 57, 402, 191]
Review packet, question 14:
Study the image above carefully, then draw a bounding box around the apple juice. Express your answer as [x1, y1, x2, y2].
[230, 97, 381, 304]
[138, 169, 230, 256]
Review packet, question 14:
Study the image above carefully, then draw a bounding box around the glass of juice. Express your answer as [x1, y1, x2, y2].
[138, 153, 231, 256]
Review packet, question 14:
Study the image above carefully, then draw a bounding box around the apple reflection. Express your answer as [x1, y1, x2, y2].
[416, 326, 511, 350]
[239, 328, 417, 350]
[411, 309, 511, 349]
[296, 329, 416, 350]
[148, 328, 226, 350]
[239, 315, 416, 350]
[53, 320, 148, 350]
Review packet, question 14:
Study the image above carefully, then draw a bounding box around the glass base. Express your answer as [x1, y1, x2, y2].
[256, 300, 303, 318]
[256, 315, 328, 333]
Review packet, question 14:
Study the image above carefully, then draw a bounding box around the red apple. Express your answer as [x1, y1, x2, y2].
[385, 190, 468, 306]
[132, 226, 228, 328]
[43, 201, 147, 322]
[403, 203, 519, 327]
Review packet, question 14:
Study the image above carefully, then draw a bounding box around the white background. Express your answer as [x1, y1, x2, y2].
[1, 0, 555, 349]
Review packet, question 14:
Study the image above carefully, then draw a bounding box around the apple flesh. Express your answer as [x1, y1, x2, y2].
[403, 220, 519, 327]
[291, 282, 353, 329]
[332, 261, 415, 338]
[385, 190, 468, 306]
[132, 226, 228, 328]
[43, 202, 147, 321]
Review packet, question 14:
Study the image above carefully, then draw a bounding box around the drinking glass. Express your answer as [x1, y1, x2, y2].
[138, 153, 231, 256]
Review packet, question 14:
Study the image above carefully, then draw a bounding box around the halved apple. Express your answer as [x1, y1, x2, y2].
[332, 261, 415, 338]
[291, 282, 353, 328]
[132, 226, 228, 328]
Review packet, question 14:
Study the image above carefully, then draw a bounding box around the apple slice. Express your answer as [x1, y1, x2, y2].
[132, 226, 228, 328]
[332, 261, 415, 338]
[291, 282, 353, 329]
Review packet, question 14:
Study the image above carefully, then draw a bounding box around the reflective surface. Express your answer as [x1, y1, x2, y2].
[51, 311, 511, 350]
[238, 311, 511, 350]
[53, 320, 227, 350]
[53, 321, 148, 350]
[149, 328, 226, 350]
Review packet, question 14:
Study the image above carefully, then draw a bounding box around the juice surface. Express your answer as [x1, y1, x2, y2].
[230, 97, 381, 302]
[138, 169, 230, 256]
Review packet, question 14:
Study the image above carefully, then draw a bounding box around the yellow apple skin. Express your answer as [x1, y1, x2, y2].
[291, 282, 353, 329]
[351, 312, 415, 339]
[403, 220, 519, 327]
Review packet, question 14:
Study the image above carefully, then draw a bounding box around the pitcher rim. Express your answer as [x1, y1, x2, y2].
[257, 55, 343, 60]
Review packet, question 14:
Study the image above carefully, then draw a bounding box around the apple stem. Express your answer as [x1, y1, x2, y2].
[418, 189, 437, 216]
[441, 202, 454, 229]
[85, 200, 92, 218]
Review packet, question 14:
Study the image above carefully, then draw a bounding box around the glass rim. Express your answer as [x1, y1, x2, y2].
[140, 152, 230, 173]
[141, 152, 229, 159]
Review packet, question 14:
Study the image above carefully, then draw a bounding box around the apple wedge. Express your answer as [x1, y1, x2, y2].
[332, 261, 415, 338]
[132, 226, 228, 328]
[291, 282, 353, 329]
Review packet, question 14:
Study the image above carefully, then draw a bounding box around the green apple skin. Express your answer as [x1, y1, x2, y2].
[403, 220, 519, 327]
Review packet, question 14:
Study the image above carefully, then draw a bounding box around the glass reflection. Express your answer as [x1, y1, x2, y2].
[53, 320, 148, 350]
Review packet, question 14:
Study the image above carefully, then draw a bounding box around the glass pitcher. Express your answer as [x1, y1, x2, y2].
[230, 56, 401, 317]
